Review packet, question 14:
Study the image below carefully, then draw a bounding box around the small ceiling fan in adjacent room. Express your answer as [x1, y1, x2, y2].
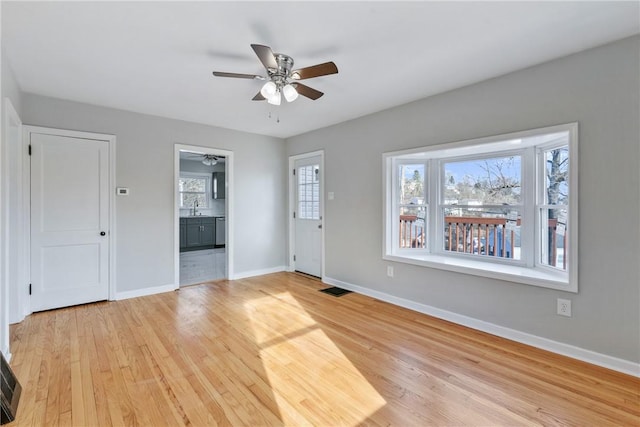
[201, 154, 220, 166]
[212, 44, 338, 105]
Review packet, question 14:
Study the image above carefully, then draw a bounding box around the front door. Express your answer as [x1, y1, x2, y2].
[294, 155, 322, 277]
[30, 131, 110, 311]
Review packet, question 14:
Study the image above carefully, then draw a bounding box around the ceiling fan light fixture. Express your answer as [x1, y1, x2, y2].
[267, 90, 281, 106]
[202, 154, 217, 166]
[213, 44, 337, 104]
[283, 84, 298, 102]
[260, 81, 277, 98]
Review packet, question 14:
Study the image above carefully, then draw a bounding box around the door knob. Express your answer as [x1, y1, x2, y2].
[318, 224, 322, 229]
[100, 231, 106, 236]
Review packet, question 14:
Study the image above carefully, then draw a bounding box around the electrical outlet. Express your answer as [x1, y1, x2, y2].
[557, 298, 572, 317]
[387, 266, 394, 277]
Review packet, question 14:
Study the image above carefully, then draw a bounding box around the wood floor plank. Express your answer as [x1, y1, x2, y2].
[8, 272, 640, 426]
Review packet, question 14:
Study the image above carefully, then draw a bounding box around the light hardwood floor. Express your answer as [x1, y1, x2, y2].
[8, 272, 640, 426]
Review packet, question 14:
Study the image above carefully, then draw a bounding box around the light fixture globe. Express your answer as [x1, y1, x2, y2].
[267, 90, 281, 106]
[260, 81, 277, 98]
[282, 84, 298, 102]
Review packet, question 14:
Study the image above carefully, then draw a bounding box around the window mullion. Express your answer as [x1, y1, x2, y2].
[521, 147, 536, 267]
[428, 159, 439, 254]
[388, 157, 398, 255]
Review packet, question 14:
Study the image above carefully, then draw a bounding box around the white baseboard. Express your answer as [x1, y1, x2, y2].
[114, 283, 178, 301]
[324, 276, 640, 378]
[232, 266, 286, 280]
[2, 348, 10, 362]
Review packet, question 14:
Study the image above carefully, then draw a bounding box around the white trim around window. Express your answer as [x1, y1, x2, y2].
[383, 123, 578, 292]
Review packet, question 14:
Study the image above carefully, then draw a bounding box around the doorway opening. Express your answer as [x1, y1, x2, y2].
[175, 145, 233, 286]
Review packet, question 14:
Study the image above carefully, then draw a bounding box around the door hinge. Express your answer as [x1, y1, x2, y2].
[28, 145, 32, 156]
[29, 283, 32, 295]
[293, 169, 296, 175]
[293, 255, 296, 261]
[293, 211, 296, 219]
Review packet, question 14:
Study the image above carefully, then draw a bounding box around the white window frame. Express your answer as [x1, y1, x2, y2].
[179, 172, 211, 209]
[383, 123, 578, 292]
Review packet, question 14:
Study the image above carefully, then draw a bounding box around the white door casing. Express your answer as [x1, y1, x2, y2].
[2, 98, 22, 358]
[293, 154, 323, 277]
[30, 131, 111, 311]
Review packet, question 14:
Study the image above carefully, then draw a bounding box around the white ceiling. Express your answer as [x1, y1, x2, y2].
[2, 1, 639, 139]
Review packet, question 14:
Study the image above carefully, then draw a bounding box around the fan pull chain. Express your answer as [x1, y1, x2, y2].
[267, 110, 281, 123]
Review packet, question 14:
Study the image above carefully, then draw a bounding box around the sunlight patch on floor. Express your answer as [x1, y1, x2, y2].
[244, 291, 386, 426]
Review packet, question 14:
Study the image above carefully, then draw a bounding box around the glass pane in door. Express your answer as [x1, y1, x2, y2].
[298, 164, 320, 220]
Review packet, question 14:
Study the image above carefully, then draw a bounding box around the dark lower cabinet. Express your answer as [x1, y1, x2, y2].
[186, 221, 202, 248]
[179, 219, 186, 248]
[180, 217, 215, 252]
[200, 220, 215, 246]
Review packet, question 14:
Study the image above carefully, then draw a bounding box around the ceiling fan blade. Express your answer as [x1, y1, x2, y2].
[251, 44, 278, 70]
[252, 92, 266, 101]
[292, 83, 324, 100]
[291, 62, 338, 80]
[212, 71, 263, 80]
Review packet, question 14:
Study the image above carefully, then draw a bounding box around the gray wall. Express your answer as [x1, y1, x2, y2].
[286, 36, 640, 363]
[180, 158, 225, 174]
[21, 94, 288, 292]
[1, 50, 22, 115]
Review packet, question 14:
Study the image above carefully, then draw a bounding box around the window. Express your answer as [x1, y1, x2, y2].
[538, 146, 569, 270]
[179, 173, 210, 209]
[398, 163, 427, 248]
[384, 123, 578, 291]
[442, 154, 523, 260]
[298, 164, 320, 220]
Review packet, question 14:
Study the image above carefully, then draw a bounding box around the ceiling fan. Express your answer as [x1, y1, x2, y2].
[201, 154, 220, 166]
[212, 44, 338, 105]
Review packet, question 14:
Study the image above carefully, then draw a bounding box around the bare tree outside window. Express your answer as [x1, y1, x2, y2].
[179, 176, 209, 209]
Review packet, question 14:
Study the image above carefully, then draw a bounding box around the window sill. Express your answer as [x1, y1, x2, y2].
[383, 253, 575, 292]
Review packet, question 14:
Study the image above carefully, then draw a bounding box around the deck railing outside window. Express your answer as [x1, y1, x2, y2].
[399, 215, 566, 269]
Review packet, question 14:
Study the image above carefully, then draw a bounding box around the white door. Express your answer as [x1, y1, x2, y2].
[30, 132, 110, 311]
[294, 156, 322, 277]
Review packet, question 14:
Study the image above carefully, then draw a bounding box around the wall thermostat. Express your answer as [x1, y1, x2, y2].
[116, 187, 130, 196]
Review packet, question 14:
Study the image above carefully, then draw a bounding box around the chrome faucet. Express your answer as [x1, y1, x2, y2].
[192, 200, 198, 216]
